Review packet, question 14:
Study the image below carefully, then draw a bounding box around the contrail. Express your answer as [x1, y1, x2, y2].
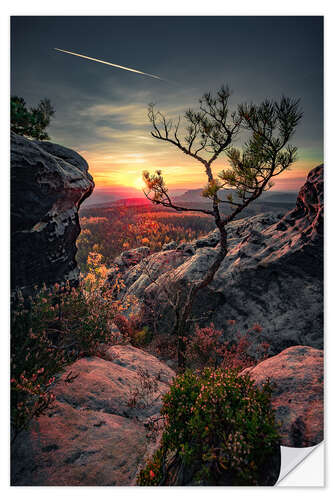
[54, 48, 163, 81]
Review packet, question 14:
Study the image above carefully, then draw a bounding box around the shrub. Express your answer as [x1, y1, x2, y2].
[11, 258, 126, 440]
[137, 368, 280, 486]
[185, 323, 270, 371]
[137, 449, 165, 485]
[133, 326, 152, 346]
[113, 313, 152, 347]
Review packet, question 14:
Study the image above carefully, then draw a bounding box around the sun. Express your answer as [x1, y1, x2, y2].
[133, 176, 146, 191]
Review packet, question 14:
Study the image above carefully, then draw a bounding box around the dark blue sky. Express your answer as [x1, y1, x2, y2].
[11, 16, 323, 193]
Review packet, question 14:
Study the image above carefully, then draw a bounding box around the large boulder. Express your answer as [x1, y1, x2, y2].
[241, 346, 323, 447]
[11, 345, 175, 486]
[114, 166, 323, 353]
[11, 132, 94, 294]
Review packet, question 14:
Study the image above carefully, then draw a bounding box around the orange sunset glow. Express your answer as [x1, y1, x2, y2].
[80, 148, 320, 198]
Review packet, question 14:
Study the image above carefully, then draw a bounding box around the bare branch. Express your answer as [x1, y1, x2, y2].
[143, 184, 214, 216]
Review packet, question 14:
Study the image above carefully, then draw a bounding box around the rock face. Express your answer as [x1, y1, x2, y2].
[241, 346, 323, 447]
[11, 132, 94, 294]
[11, 345, 175, 486]
[112, 246, 150, 273]
[112, 165, 323, 353]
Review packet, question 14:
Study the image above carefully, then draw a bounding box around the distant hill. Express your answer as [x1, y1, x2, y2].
[82, 190, 144, 207]
[260, 191, 298, 203]
[174, 188, 298, 204]
[82, 184, 298, 210]
[82, 187, 187, 207]
[113, 197, 151, 207]
[174, 189, 204, 203]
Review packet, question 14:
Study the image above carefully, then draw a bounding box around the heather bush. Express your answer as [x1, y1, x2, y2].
[114, 312, 152, 347]
[137, 368, 280, 486]
[137, 449, 165, 485]
[11, 256, 126, 440]
[185, 323, 270, 371]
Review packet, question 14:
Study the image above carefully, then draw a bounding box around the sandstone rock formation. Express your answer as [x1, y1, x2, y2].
[241, 346, 323, 447]
[110, 246, 151, 277]
[11, 345, 175, 486]
[11, 132, 94, 294]
[111, 165, 323, 353]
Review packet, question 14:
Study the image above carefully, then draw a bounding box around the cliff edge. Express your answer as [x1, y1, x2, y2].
[11, 132, 94, 293]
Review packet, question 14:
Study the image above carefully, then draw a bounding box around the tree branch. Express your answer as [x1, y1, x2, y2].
[143, 188, 214, 216]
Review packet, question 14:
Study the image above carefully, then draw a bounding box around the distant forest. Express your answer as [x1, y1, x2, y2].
[77, 198, 296, 273]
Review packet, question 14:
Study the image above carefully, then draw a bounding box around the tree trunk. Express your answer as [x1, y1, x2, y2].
[175, 225, 228, 371]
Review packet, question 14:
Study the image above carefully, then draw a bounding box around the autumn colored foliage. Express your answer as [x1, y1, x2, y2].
[77, 204, 214, 272]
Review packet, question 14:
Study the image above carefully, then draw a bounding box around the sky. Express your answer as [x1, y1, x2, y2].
[11, 16, 323, 202]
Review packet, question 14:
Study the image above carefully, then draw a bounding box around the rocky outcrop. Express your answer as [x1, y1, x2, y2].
[11, 345, 175, 486]
[112, 166, 323, 353]
[11, 132, 94, 294]
[112, 246, 150, 273]
[241, 346, 323, 447]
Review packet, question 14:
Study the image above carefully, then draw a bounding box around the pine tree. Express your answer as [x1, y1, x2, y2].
[11, 96, 55, 140]
[143, 85, 302, 369]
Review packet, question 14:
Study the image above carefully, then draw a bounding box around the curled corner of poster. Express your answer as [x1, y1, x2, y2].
[277, 441, 324, 487]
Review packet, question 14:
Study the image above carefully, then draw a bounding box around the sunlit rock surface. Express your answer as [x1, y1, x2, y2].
[11, 132, 94, 294]
[241, 345, 323, 447]
[113, 165, 323, 353]
[11, 345, 175, 486]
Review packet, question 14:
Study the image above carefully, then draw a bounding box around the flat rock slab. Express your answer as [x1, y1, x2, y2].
[241, 345, 323, 447]
[11, 345, 175, 486]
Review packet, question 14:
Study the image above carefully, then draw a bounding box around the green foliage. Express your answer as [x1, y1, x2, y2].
[201, 179, 222, 200]
[133, 326, 152, 346]
[137, 368, 280, 486]
[11, 267, 125, 439]
[146, 87, 302, 218]
[113, 312, 152, 348]
[137, 449, 165, 485]
[11, 96, 55, 140]
[218, 96, 302, 201]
